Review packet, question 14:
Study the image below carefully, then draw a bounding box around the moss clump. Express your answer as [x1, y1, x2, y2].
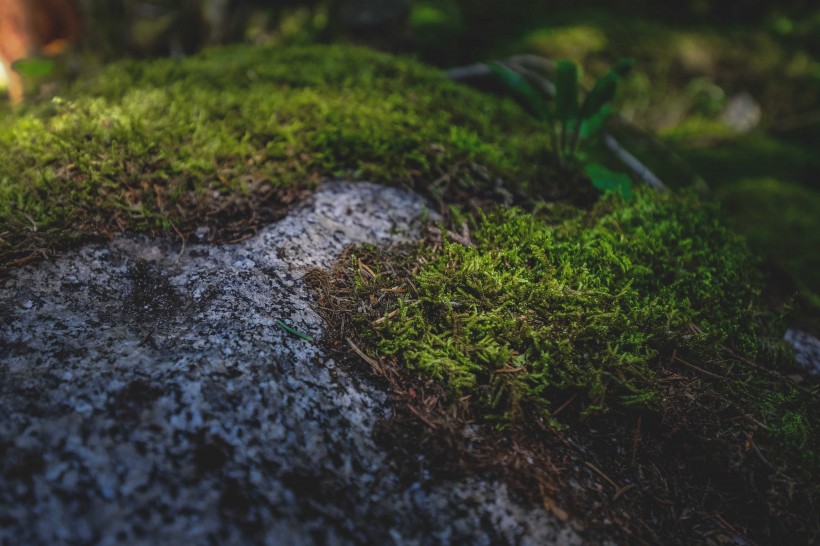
[759, 388, 819, 470]
[371, 189, 781, 417]
[0, 44, 549, 270]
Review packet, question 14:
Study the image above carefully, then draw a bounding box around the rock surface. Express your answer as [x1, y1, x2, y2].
[0, 181, 580, 546]
[785, 328, 820, 377]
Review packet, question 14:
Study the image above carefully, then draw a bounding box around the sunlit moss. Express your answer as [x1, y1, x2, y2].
[0, 44, 549, 265]
[372, 189, 781, 417]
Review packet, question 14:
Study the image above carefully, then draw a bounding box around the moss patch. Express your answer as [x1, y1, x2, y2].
[357, 190, 786, 417]
[0, 44, 551, 273]
[315, 190, 818, 544]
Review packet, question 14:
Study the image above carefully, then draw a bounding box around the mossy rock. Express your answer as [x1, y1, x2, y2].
[0, 43, 551, 270]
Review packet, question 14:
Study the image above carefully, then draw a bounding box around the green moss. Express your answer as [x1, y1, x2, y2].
[758, 388, 819, 471]
[371, 189, 781, 417]
[0, 44, 549, 267]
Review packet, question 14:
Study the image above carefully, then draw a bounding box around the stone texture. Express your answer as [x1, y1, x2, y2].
[785, 328, 820, 377]
[0, 181, 580, 546]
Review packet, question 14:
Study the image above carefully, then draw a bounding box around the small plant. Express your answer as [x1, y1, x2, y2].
[486, 57, 637, 198]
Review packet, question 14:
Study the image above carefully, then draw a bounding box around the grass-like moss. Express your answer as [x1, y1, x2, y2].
[370, 189, 784, 417]
[0, 44, 549, 269]
[323, 186, 817, 542]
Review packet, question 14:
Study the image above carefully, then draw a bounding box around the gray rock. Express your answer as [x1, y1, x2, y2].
[720, 92, 762, 134]
[785, 328, 820, 377]
[0, 182, 580, 546]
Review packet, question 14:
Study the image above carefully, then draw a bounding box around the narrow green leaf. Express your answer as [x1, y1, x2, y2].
[578, 57, 634, 121]
[485, 62, 551, 122]
[276, 320, 315, 343]
[579, 106, 614, 139]
[11, 58, 56, 78]
[584, 164, 633, 199]
[554, 60, 579, 123]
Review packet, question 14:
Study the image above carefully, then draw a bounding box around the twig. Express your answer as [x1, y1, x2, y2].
[346, 337, 383, 375]
[357, 258, 377, 280]
[585, 461, 620, 490]
[672, 354, 727, 380]
[494, 366, 526, 374]
[551, 392, 579, 417]
[379, 286, 408, 293]
[171, 222, 186, 265]
[446, 55, 556, 83]
[407, 404, 438, 430]
[613, 483, 638, 502]
[445, 62, 494, 82]
[373, 308, 399, 325]
[505, 54, 556, 73]
[611, 117, 709, 193]
[603, 134, 667, 191]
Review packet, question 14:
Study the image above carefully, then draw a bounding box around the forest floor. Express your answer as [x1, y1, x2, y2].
[1, 5, 819, 543]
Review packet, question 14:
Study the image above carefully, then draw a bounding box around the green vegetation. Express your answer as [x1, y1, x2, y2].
[0, 13, 816, 542]
[364, 189, 782, 418]
[327, 183, 817, 543]
[0, 44, 550, 269]
[486, 57, 636, 197]
[760, 388, 819, 469]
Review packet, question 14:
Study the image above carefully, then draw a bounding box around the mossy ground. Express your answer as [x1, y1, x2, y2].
[0, 44, 552, 274]
[372, 191, 784, 414]
[2, 39, 817, 544]
[313, 188, 818, 544]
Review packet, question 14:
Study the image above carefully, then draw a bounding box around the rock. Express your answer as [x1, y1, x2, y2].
[720, 91, 762, 134]
[785, 328, 820, 377]
[0, 181, 580, 546]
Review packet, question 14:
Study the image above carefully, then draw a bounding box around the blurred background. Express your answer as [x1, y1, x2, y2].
[1, 0, 819, 329]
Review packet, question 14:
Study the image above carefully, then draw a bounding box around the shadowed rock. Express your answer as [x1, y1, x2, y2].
[0, 181, 580, 546]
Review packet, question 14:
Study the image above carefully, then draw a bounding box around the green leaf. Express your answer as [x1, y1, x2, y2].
[579, 105, 614, 139]
[11, 58, 56, 78]
[275, 320, 315, 343]
[485, 62, 551, 122]
[578, 57, 634, 121]
[554, 60, 579, 123]
[584, 164, 633, 199]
